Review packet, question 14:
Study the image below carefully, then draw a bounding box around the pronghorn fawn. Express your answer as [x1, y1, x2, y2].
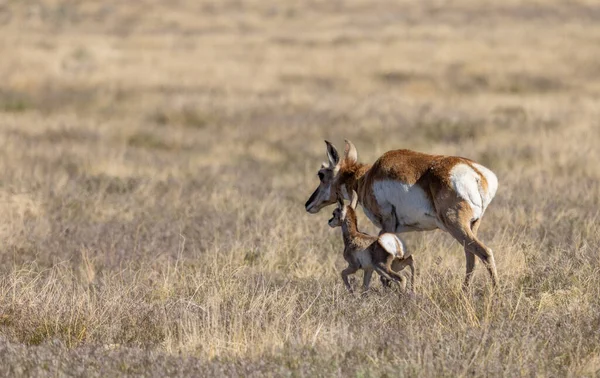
[306, 139, 498, 289]
[329, 189, 415, 293]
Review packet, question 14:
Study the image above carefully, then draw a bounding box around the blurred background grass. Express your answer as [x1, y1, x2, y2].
[1, 0, 600, 376]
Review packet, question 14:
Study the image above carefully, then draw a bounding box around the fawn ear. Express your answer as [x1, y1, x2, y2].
[325, 140, 340, 167]
[350, 190, 359, 209]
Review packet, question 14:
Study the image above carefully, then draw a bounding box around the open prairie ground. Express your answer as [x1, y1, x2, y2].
[1, 0, 600, 376]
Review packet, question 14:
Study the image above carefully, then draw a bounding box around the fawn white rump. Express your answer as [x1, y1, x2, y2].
[307, 139, 499, 289]
[378, 233, 406, 258]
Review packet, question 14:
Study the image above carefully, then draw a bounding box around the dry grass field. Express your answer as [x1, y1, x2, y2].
[1, 0, 600, 376]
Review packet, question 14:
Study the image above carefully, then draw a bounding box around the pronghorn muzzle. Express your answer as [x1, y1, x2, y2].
[305, 185, 336, 214]
[305, 187, 321, 213]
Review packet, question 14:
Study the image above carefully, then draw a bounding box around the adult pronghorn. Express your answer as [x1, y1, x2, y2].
[305, 140, 499, 288]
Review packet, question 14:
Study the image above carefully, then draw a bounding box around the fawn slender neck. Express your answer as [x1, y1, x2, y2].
[341, 208, 360, 246]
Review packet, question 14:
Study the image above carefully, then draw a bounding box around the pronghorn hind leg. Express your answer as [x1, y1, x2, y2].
[471, 218, 481, 235]
[375, 260, 406, 290]
[448, 224, 498, 288]
[464, 218, 480, 290]
[440, 202, 498, 288]
[386, 257, 409, 291]
[380, 276, 392, 288]
[362, 269, 374, 292]
[373, 264, 394, 282]
[463, 251, 476, 290]
[392, 255, 416, 291]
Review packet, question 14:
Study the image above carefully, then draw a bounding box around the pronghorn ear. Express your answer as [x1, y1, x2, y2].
[350, 190, 358, 210]
[325, 140, 340, 167]
[344, 139, 358, 164]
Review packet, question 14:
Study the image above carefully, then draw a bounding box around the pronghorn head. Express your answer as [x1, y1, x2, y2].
[328, 190, 359, 228]
[305, 140, 358, 214]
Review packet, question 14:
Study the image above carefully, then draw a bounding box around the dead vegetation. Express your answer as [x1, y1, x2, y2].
[1, 0, 600, 376]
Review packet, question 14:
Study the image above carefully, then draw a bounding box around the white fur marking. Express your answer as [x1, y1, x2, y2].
[373, 180, 438, 231]
[472, 163, 498, 210]
[378, 233, 405, 258]
[449, 164, 484, 219]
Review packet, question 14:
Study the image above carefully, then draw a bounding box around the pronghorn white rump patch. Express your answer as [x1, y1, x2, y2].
[472, 163, 498, 210]
[449, 164, 485, 219]
[378, 233, 406, 258]
[372, 180, 438, 231]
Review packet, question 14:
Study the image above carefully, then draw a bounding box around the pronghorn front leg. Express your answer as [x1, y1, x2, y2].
[379, 204, 398, 235]
[362, 269, 374, 292]
[379, 206, 421, 233]
[379, 205, 397, 287]
[341, 265, 359, 293]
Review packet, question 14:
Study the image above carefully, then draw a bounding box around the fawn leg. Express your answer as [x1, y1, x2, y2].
[362, 269, 374, 292]
[341, 265, 359, 293]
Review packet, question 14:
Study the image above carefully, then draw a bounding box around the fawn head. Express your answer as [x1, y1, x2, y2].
[328, 188, 358, 228]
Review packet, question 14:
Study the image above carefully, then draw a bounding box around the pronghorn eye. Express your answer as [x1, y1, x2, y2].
[318, 172, 325, 182]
